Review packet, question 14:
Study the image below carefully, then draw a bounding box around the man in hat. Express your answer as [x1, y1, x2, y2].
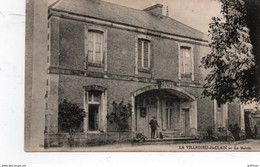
[149, 116, 159, 139]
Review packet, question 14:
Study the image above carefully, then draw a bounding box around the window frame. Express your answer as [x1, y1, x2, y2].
[88, 104, 100, 131]
[85, 26, 108, 71]
[135, 35, 152, 74]
[83, 85, 107, 133]
[138, 39, 151, 69]
[178, 43, 194, 81]
[87, 90, 102, 132]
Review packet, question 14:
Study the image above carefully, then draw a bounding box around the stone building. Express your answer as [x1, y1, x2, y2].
[28, 0, 245, 147]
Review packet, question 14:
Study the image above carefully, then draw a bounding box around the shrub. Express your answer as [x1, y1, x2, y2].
[58, 99, 86, 147]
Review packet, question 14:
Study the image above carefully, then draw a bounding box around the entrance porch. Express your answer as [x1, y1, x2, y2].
[131, 84, 197, 139]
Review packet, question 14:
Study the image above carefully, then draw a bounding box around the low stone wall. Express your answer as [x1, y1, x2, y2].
[198, 130, 246, 141]
[44, 131, 133, 148]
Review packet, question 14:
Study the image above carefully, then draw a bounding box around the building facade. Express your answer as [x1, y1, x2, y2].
[43, 0, 245, 147]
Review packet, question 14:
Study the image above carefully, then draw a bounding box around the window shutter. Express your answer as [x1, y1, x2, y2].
[186, 48, 191, 74]
[143, 41, 149, 68]
[138, 40, 142, 68]
[95, 32, 102, 63]
[104, 29, 107, 72]
[150, 42, 153, 73]
[191, 47, 194, 81]
[84, 25, 88, 70]
[178, 44, 181, 80]
[135, 36, 138, 75]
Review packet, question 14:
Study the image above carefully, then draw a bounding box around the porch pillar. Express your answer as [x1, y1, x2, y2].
[157, 97, 162, 132]
[131, 95, 136, 132]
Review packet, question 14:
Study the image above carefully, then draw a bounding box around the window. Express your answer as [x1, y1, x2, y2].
[87, 30, 104, 64]
[83, 85, 107, 133]
[180, 46, 192, 75]
[178, 43, 194, 81]
[88, 90, 101, 131]
[138, 96, 157, 107]
[138, 39, 150, 69]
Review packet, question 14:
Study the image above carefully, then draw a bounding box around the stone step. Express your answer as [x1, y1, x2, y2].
[145, 137, 196, 142]
[133, 138, 201, 145]
[161, 131, 183, 138]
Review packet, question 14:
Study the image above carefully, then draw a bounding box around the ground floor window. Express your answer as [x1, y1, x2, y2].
[87, 90, 102, 131]
[88, 105, 99, 131]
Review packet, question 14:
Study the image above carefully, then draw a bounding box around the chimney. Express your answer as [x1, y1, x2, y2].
[144, 4, 163, 17]
[88, 0, 101, 3]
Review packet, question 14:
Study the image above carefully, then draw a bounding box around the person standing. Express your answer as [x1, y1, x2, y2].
[149, 116, 159, 139]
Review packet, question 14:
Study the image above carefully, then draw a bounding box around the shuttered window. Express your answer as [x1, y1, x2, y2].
[88, 31, 104, 64]
[180, 46, 192, 74]
[138, 39, 150, 69]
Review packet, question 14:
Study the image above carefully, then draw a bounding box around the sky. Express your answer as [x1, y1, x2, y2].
[104, 0, 222, 34]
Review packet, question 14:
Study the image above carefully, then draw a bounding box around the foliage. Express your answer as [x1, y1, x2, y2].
[201, 0, 258, 104]
[106, 101, 132, 132]
[58, 99, 86, 134]
[134, 133, 146, 142]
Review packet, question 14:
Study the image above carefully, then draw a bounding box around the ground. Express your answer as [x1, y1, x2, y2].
[44, 139, 260, 152]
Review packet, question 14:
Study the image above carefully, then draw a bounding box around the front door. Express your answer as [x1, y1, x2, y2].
[184, 109, 190, 136]
[147, 107, 157, 139]
[136, 106, 157, 138]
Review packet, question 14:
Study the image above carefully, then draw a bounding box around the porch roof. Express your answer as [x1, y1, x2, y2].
[133, 85, 195, 101]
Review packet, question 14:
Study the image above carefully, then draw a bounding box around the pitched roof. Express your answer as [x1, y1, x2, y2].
[50, 0, 208, 41]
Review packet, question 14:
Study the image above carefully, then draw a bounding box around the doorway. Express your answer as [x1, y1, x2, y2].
[147, 107, 157, 139]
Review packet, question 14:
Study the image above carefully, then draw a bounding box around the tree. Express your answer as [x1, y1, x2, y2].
[106, 101, 132, 142]
[58, 99, 86, 147]
[244, 0, 260, 102]
[201, 0, 259, 104]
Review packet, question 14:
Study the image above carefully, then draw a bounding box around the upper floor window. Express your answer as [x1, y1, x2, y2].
[138, 39, 150, 69]
[178, 43, 194, 81]
[88, 30, 104, 64]
[135, 35, 152, 74]
[180, 47, 192, 75]
[85, 26, 107, 71]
